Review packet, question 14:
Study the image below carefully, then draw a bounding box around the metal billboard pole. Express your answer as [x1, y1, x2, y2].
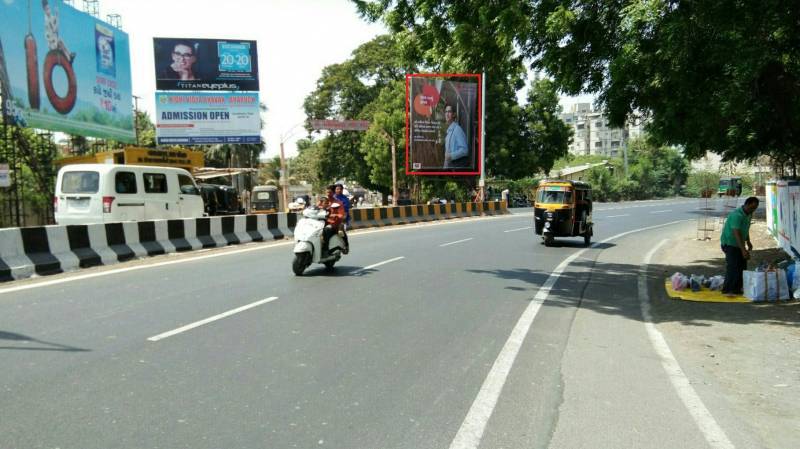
[479, 72, 486, 201]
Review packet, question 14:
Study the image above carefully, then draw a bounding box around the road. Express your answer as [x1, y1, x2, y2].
[0, 198, 758, 449]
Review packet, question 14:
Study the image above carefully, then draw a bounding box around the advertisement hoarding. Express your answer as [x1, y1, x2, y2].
[153, 37, 259, 91]
[406, 73, 481, 175]
[0, 0, 134, 141]
[155, 92, 261, 145]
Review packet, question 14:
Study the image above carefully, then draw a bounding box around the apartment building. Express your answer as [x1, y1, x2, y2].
[560, 103, 645, 157]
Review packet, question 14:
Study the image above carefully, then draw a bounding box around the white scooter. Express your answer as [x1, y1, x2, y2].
[292, 205, 347, 275]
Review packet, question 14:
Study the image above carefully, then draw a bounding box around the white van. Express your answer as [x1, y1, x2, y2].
[54, 164, 205, 225]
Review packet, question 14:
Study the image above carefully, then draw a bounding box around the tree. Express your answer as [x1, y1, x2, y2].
[304, 35, 417, 188]
[351, 1, 578, 179]
[360, 80, 407, 198]
[520, 78, 573, 177]
[525, 0, 800, 162]
[134, 110, 156, 147]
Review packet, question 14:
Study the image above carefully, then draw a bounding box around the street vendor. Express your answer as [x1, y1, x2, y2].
[720, 196, 760, 295]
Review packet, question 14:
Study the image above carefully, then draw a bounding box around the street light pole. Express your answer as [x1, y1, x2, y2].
[479, 72, 486, 201]
[279, 140, 288, 212]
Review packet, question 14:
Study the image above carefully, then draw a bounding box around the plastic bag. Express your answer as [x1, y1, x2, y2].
[671, 272, 689, 291]
[708, 275, 725, 290]
[743, 270, 790, 301]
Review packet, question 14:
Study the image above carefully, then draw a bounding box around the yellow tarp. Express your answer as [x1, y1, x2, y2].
[664, 280, 751, 303]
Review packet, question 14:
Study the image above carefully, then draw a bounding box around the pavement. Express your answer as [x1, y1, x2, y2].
[648, 218, 800, 449]
[1, 197, 796, 449]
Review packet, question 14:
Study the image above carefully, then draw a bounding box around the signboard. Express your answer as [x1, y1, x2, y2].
[310, 119, 370, 131]
[0, 163, 10, 188]
[155, 92, 261, 145]
[124, 148, 204, 169]
[0, 0, 134, 141]
[153, 37, 259, 91]
[406, 73, 481, 175]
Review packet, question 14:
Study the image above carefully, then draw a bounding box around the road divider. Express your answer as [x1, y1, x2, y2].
[0, 202, 506, 283]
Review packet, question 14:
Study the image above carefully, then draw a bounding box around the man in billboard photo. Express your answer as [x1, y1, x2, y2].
[159, 41, 198, 80]
[443, 104, 469, 169]
[42, 0, 75, 63]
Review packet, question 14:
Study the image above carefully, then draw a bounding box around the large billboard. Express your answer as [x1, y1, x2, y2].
[155, 92, 261, 145]
[0, 0, 134, 142]
[153, 37, 259, 91]
[406, 74, 481, 175]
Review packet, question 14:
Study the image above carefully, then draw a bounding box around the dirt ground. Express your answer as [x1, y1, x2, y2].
[649, 217, 800, 448]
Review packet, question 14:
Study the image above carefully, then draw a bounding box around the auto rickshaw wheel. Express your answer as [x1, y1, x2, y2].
[584, 232, 591, 246]
[544, 235, 555, 247]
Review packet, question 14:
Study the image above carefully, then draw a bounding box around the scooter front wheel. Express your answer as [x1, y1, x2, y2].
[293, 252, 311, 276]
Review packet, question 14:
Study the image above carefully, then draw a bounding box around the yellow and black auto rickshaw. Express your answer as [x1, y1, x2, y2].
[533, 180, 593, 246]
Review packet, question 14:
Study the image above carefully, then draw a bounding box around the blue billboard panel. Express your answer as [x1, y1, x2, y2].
[155, 92, 262, 145]
[0, 0, 134, 142]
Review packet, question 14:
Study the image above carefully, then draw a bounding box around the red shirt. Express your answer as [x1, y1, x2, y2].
[326, 196, 345, 227]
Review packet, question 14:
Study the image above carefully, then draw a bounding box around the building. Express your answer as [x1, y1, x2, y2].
[560, 103, 645, 158]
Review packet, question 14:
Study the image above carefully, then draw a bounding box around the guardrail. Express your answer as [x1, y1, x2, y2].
[0, 201, 507, 282]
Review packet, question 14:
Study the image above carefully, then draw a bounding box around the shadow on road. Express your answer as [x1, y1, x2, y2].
[467, 247, 800, 328]
[0, 330, 90, 352]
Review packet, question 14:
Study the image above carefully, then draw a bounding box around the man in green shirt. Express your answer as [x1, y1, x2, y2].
[720, 197, 760, 294]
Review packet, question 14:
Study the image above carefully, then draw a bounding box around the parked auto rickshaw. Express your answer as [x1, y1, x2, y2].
[250, 185, 279, 214]
[533, 180, 593, 246]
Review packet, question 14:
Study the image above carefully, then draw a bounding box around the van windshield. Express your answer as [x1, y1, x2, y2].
[537, 188, 573, 204]
[61, 171, 99, 194]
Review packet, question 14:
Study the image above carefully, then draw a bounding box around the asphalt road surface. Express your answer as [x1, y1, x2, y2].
[1, 198, 758, 449]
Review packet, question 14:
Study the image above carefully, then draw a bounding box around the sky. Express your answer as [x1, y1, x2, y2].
[66, 0, 592, 159]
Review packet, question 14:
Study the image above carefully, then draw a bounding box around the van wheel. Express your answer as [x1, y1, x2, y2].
[293, 253, 311, 276]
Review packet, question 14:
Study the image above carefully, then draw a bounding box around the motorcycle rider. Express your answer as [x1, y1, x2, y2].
[317, 193, 345, 255]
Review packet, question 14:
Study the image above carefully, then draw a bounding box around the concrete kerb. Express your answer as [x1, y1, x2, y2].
[0, 204, 507, 282]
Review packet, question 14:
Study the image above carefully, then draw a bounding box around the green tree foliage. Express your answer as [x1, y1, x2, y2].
[303, 35, 416, 190]
[351, 2, 543, 179]
[356, 0, 800, 164]
[134, 110, 156, 148]
[525, 0, 800, 162]
[360, 80, 407, 193]
[685, 171, 721, 198]
[520, 78, 573, 176]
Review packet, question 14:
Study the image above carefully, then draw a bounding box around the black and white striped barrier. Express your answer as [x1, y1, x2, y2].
[0, 214, 295, 282]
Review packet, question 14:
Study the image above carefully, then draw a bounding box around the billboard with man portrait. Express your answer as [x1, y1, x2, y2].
[0, 0, 134, 142]
[406, 74, 481, 175]
[153, 37, 259, 91]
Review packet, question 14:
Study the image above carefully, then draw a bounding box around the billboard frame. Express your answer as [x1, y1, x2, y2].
[405, 72, 482, 176]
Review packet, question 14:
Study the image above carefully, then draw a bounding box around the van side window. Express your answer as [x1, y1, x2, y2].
[143, 173, 168, 193]
[115, 172, 137, 194]
[178, 174, 199, 195]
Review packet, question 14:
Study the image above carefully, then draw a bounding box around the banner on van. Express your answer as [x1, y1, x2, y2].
[406, 74, 481, 175]
[0, 0, 134, 142]
[155, 92, 262, 145]
[153, 37, 259, 91]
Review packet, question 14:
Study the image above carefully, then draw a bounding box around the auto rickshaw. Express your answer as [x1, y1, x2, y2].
[250, 185, 279, 214]
[533, 180, 593, 246]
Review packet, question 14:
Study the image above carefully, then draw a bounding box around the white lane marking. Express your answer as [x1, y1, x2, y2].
[0, 213, 527, 295]
[352, 256, 405, 274]
[605, 214, 631, 218]
[440, 238, 474, 247]
[449, 219, 691, 449]
[147, 296, 278, 342]
[640, 242, 735, 449]
[651, 210, 673, 214]
[503, 226, 533, 233]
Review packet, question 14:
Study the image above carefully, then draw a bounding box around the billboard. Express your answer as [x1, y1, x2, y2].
[155, 92, 261, 145]
[406, 74, 481, 175]
[153, 37, 259, 91]
[0, 0, 134, 142]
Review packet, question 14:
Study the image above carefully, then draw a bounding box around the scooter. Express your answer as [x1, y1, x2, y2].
[292, 205, 347, 275]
